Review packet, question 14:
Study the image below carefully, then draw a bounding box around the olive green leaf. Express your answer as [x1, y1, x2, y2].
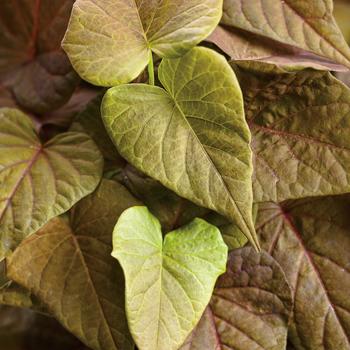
[7, 179, 141, 350]
[334, 0, 350, 44]
[0, 0, 79, 114]
[180, 247, 293, 350]
[256, 196, 350, 349]
[112, 206, 228, 350]
[102, 47, 259, 249]
[62, 0, 222, 86]
[0, 108, 103, 260]
[234, 63, 350, 202]
[222, 0, 350, 69]
[207, 25, 348, 71]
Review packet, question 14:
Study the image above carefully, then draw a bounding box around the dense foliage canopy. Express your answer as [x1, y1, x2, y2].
[0, 1, 350, 350]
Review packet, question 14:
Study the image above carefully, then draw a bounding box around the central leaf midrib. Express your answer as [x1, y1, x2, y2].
[168, 93, 256, 247]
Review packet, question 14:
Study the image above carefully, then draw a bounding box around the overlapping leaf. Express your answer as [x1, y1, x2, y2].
[0, 108, 103, 259]
[222, 0, 350, 69]
[7, 179, 141, 350]
[234, 62, 350, 202]
[112, 206, 228, 350]
[0, 0, 79, 113]
[256, 196, 350, 349]
[180, 247, 293, 350]
[208, 25, 348, 71]
[102, 47, 259, 249]
[62, 0, 222, 86]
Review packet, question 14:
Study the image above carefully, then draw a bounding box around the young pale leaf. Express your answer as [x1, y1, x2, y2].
[102, 47, 259, 250]
[112, 206, 228, 350]
[0, 108, 103, 260]
[7, 180, 141, 350]
[62, 0, 222, 86]
[256, 196, 350, 349]
[180, 247, 293, 350]
[222, 0, 350, 69]
[0, 0, 79, 114]
[234, 63, 350, 202]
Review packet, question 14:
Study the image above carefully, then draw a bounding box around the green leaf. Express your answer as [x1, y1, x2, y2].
[0, 108, 103, 260]
[180, 247, 293, 350]
[256, 196, 350, 349]
[234, 63, 350, 202]
[62, 0, 222, 86]
[222, 0, 350, 69]
[112, 206, 228, 350]
[102, 47, 259, 249]
[7, 179, 141, 350]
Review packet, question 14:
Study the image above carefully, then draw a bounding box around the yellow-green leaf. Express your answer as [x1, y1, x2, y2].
[0, 108, 103, 260]
[102, 47, 259, 249]
[62, 0, 222, 86]
[112, 206, 228, 350]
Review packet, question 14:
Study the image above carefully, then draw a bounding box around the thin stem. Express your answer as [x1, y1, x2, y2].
[148, 52, 155, 85]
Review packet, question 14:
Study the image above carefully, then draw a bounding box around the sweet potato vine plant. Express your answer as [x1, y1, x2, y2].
[0, 0, 350, 350]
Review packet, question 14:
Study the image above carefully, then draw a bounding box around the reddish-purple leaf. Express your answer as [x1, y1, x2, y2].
[0, 0, 79, 114]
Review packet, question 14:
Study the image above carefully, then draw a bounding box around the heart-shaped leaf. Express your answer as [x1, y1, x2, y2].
[256, 196, 350, 349]
[180, 247, 293, 350]
[62, 0, 222, 86]
[234, 62, 350, 202]
[0, 108, 103, 259]
[112, 206, 228, 350]
[0, 0, 79, 114]
[222, 0, 350, 69]
[102, 47, 259, 249]
[7, 179, 140, 350]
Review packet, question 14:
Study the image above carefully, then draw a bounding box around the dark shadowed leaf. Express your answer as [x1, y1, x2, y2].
[62, 0, 222, 86]
[222, 0, 350, 68]
[234, 62, 350, 202]
[7, 180, 141, 350]
[70, 94, 123, 164]
[0, 305, 90, 350]
[0, 108, 103, 259]
[256, 196, 350, 349]
[116, 164, 209, 232]
[42, 86, 101, 129]
[0, 0, 79, 114]
[112, 206, 228, 350]
[102, 47, 259, 249]
[180, 247, 293, 350]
